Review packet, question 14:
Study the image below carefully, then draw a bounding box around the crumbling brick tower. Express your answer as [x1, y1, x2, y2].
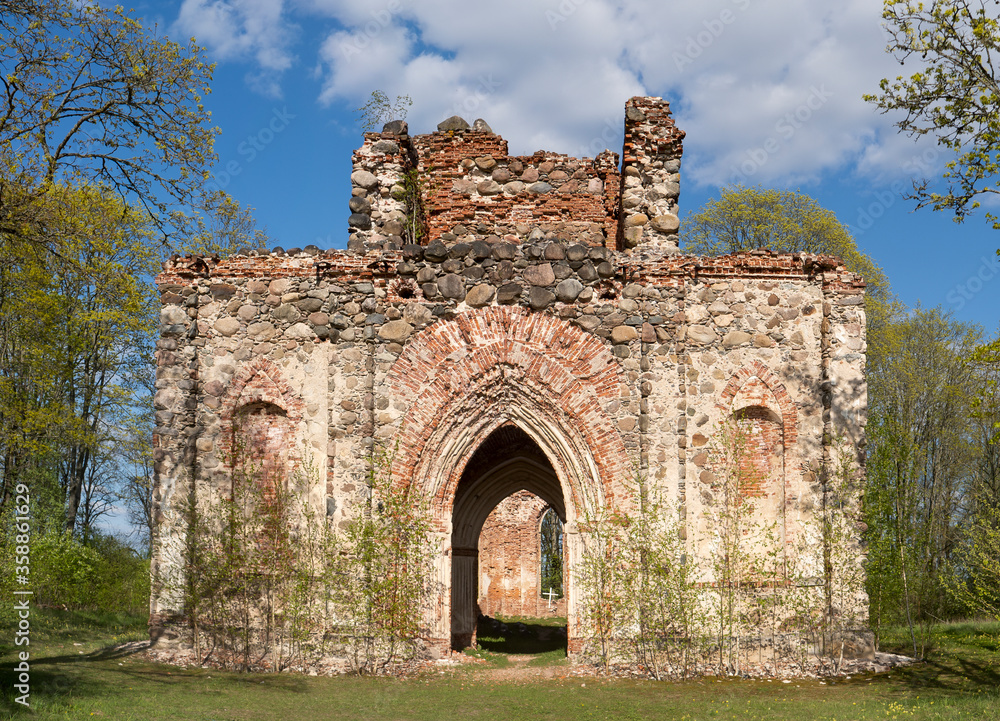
[150, 97, 871, 660]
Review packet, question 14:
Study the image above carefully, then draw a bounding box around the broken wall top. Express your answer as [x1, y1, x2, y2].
[348, 96, 686, 254]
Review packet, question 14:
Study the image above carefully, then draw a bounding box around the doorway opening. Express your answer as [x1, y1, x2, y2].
[450, 425, 567, 654]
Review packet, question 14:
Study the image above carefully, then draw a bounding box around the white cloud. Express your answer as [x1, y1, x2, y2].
[625, 1, 902, 187]
[317, 23, 417, 103]
[175, 0, 945, 188]
[293, 0, 388, 25]
[175, 0, 297, 98]
[311, 0, 646, 157]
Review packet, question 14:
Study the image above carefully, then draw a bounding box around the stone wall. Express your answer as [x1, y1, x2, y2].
[477, 491, 567, 619]
[619, 96, 685, 250]
[150, 245, 867, 650]
[149, 96, 869, 663]
[346, 97, 677, 251]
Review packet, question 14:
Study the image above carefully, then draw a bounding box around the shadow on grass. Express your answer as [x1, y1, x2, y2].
[0, 633, 316, 716]
[869, 623, 1000, 697]
[474, 615, 567, 656]
[0, 644, 153, 716]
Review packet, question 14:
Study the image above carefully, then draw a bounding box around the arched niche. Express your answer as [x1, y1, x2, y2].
[719, 362, 798, 575]
[219, 358, 305, 494]
[718, 360, 798, 445]
[231, 401, 292, 494]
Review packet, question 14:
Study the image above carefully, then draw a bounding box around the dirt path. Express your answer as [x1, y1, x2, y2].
[465, 654, 567, 683]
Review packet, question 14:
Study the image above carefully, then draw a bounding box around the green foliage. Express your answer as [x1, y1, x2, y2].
[0, 516, 150, 623]
[945, 501, 1000, 620]
[396, 169, 425, 245]
[864, 309, 986, 653]
[186, 429, 335, 673]
[576, 470, 699, 678]
[31, 532, 104, 609]
[971, 337, 1000, 452]
[539, 508, 563, 600]
[865, 1, 1000, 231]
[0, 182, 159, 535]
[184, 433, 435, 675]
[703, 418, 780, 676]
[84, 532, 152, 612]
[0, 0, 216, 241]
[171, 189, 270, 258]
[943, 337, 1000, 620]
[28, 531, 149, 613]
[681, 185, 891, 303]
[577, 419, 868, 678]
[355, 90, 412, 132]
[0, 1, 267, 552]
[332, 444, 435, 675]
[814, 444, 871, 666]
[576, 505, 631, 669]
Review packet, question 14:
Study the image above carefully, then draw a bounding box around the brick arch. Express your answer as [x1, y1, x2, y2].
[732, 404, 785, 499]
[718, 360, 797, 446]
[386, 306, 631, 522]
[220, 357, 304, 422]
[388, 307, 634, 651]
[218, 358, 305, 484]
[452, 425, 564, 550]
[388, 306, 623, 410]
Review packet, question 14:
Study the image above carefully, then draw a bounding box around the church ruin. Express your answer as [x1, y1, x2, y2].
[150, 97, 871, 666]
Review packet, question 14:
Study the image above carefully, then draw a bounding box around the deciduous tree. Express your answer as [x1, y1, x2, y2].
[0, 183, 157, 533]
[0, 1, 269, 544]
[864, 309, 983, 652]
[0, 0, 216, 249]
[171, 190, 269, 257]
[865, 1, 1000, 232]
[682, 186, 890, 302]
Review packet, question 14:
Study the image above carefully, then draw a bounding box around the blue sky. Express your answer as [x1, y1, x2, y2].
[140, 0, 1000, 334]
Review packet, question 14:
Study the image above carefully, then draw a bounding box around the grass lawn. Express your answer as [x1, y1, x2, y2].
[2, 610, 999, 720]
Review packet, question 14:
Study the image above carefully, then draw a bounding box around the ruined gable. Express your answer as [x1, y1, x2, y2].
[149, 97, 870, 665]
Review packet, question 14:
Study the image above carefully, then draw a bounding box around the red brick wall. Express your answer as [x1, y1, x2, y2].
[215, 357, 306, 491]
[411, 132, 620, 246]
[733, 406, 783, 498]
[477, 491, 567, 619]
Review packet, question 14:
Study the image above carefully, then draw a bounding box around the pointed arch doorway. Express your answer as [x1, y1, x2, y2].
[450, 425, 565, 648]
[384, 307, 634, 657]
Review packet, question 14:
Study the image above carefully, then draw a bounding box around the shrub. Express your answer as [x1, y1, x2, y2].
[0, 518, 149, 622]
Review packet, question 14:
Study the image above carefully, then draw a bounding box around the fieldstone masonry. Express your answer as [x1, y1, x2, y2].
[150, 97, 870, 662]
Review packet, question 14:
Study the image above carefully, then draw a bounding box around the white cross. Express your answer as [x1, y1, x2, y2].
[543, 587, 559, 608]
